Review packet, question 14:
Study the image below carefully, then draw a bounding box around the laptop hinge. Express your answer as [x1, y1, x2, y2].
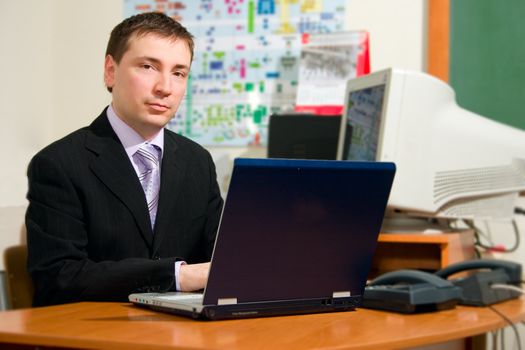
[218, 298, 238, 305]
[333, 291, 351, 298]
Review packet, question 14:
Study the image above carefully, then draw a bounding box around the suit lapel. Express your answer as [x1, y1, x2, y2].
[152, 132, 186, 252]
[85, 112, 154, 248]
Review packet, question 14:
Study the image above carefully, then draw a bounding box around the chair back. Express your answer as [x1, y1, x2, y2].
[4, 245, 33, 309]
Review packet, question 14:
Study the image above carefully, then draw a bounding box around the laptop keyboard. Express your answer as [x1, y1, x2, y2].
[157, 293, 204, 304]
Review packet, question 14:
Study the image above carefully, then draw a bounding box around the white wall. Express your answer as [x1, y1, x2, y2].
[50, 1, 118, 138]
[0, 0, 119, 209]
[1, 1, 54, 208]
[346, 0, 426, 72]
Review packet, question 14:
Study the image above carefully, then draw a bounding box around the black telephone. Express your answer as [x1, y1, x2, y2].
[362, 269, 462, 314]
[435, 259, 522, 306]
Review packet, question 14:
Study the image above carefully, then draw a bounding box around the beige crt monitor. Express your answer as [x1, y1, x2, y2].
[337, 68, 525, 219]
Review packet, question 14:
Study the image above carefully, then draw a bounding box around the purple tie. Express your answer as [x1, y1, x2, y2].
[133, 143, 161, 228]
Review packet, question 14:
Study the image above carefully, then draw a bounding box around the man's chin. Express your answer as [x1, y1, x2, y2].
[146, 113, 173, 127]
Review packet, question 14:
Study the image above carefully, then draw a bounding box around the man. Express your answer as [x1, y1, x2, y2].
[26, 12, 223, 306]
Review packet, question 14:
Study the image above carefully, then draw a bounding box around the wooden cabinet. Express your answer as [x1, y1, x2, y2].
[370, 230, 476, 278]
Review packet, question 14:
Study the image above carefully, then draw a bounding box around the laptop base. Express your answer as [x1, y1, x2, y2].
[131, 296, 360, 320]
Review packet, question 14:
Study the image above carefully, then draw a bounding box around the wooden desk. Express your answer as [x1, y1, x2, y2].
[0, 298, 524, 350]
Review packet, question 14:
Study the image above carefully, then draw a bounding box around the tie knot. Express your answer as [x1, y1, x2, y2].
[134, 143, 160, 171]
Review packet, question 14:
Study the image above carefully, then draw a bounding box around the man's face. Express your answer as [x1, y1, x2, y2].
[104, 33, 191, 140]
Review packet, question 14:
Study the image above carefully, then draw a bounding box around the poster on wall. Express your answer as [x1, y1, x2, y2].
[124, 0, 346, 146]
[295, 31, 369, 115]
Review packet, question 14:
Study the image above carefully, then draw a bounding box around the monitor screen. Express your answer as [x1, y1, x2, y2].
[344, 85, 385, 161]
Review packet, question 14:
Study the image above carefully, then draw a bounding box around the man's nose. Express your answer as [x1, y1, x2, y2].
[154, 73, 172, 96]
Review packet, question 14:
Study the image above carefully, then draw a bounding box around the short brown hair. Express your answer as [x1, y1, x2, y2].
[105, 12, 195, 92]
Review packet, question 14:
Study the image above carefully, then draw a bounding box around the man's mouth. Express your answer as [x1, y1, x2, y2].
[147, 103, 170, 112]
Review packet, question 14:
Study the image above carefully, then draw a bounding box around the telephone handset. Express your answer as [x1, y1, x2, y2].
[435, 259, 522, 306]
[369, 269, 451, 288]
[361, 269, 462, 314]
[436, 259, 521, 283]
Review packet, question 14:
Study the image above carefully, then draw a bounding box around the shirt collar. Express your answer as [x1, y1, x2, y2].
[106, 104, 164, 159]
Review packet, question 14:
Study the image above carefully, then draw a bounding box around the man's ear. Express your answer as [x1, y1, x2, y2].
[104, 55, 116, 90]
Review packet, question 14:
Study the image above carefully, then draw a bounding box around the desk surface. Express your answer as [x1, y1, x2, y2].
[0, 299, 524, 350]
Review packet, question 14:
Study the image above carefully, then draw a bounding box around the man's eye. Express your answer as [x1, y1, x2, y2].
[173, 71, 186, 78]
[142, 64, 153, 70]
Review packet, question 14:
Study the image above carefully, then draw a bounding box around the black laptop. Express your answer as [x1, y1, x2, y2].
[129, 158, 395, 320]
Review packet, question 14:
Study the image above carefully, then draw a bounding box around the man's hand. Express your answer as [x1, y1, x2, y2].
[179, 262, 210, 292]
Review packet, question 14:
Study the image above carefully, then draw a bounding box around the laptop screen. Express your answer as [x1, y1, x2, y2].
[204, 158, 395, 305]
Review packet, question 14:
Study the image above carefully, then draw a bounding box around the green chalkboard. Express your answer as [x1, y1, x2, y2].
[450, 0, 525, 130]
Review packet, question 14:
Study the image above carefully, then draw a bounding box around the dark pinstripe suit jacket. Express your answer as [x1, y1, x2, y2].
[26, 108, 223, 306]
